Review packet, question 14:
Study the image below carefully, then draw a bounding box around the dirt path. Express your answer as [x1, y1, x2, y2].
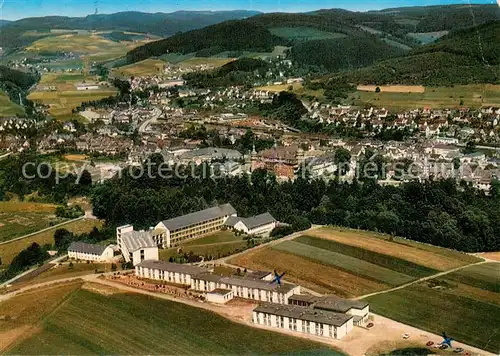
[0, 217, 84, 246]
[354, 260, 491, 300]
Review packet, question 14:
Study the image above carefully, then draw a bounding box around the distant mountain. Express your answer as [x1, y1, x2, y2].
[126, 4, 499, 71]
[336, 21, 500, 86]
[0, 20, 11, 27]
[0, 10, 261, 48]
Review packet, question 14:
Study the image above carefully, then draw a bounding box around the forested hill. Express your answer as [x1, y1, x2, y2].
[336, 21, 500, 86]
[126, 21, 281, 63]
[0, 66, 40, 105]
[125, 4, 499, 72]
[0, 10, 260, 48]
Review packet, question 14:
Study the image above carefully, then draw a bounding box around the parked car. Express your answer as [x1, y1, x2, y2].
[454, 348, 464, 353]
[402, 333, 410, 339]
[426, 341, 434, 346]
[367, 323, 374, 328]
[439, 344, 449, 350]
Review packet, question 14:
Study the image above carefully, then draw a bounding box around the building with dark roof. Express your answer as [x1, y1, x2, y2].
[253, 303, 354, 339]
[224, 212, 277, 236]
[154, 204, 237, 248]
[288, 295, 370, 326]
[67, 242, 114, 262]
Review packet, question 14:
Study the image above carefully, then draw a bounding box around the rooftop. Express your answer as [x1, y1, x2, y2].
[137, 260, 205, 275]
[193, 273, 298, 293]
[313, 296, 369, 313]
[68, 241, 108, 255]
[225, 212, 276, 230]
[122, 231, 156, 252]
[159, 203, 237, 231]
[209, 288, 233, 295]
[254, 303, 352, 327]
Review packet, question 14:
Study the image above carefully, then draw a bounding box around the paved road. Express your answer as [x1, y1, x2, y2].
[138, 107, 162, 133]
[355, 259, 491, 300]
[0, 217, 84, 246]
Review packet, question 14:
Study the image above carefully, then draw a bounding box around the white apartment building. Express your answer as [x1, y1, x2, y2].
[116, 225, 159, 266]
[153, 204, 237, 248]
[253, 303, 354, 339]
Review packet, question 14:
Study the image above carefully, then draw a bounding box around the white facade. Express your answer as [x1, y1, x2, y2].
[206, 289, 234, 304]
[252, 310, 353, 339]
[233, 220, 277, 235]
[68, 246, 114, 262]
[190, 276, 299, 305]
[117, 225, 159, 266]
[136, 265, 194, 285]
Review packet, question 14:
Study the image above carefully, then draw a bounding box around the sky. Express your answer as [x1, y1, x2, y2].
[0, 0, 497, 21]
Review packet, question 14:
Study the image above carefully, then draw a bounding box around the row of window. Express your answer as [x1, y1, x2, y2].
[193, 280, 285, 303]
[256, 313, 337, 338]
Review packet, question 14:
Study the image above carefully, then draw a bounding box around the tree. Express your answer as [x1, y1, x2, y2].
[54, 228, 73, 249]
[375, 86, 381, 93]
[334, 148, 351, 175]
[68, 261, 74, 270]
[111, 263, 117, 272]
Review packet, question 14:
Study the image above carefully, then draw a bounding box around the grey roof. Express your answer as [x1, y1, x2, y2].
[247, 271, 273, 280]
[68, 242, 107, 255]
[224, 212, 276, 230]
[313, 296, 369, 313]
[122, 230, 156, 252]
[254, 303, 352, 327]
[193, 273, 297, 293]
[288, 295, 368, 312]
[137, 260, 204, 275]
[160, 203, 237, 231]
[209, 288, 233, 295]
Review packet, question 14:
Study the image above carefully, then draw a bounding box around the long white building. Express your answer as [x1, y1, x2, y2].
[67, 242, 114, 262]
[135, 260, 299, 304]
[253, 303, 354, 339]
[153, 204, 237, 248]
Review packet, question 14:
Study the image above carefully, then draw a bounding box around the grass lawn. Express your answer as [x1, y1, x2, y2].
[365, 282, 500, 353]
[182, 230, 243, 246]
[0, 219, 103, 266]
[308, 227, 480, 270]
[445, 263, 500, 293]
[28, 262, 120, 285]
[0, 92, 24, 117]
[351, 84, 500, 109]
[230, 247, 388, 297]
[5, 286, 343, 355]
[0, 202, 66, 243]
[160, 231, 247, 261]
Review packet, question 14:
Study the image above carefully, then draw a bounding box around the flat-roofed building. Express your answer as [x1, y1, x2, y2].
[253, 303, 353, 339]
[67, 242, 114, 262]
[224, 212, 277, 236]
[191, 273, 300, 304]
[154, 204, 237, 248]
[206, 289, 234, 304]
[117, 225, 159, 266]
[288, 295, 370, 326]
[135, 260, 203, 285]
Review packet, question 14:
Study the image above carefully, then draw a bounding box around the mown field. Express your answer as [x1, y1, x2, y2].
[352, 84, 500, 109]
[28, 73, 118, 118]
[0, 92, 24, 117]
[270, 27, 347, 41]
[3, 283, 343, 355]
[160, 231, 246, 261]
[112, 58, 166, 77]
[0, 219, 103, 266]
[0, 202, 66, 243]
[365, 263, 500, 353]
[229, 228, 480, 297]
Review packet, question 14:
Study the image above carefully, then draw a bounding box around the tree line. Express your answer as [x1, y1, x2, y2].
[90, 157, 500, 253]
